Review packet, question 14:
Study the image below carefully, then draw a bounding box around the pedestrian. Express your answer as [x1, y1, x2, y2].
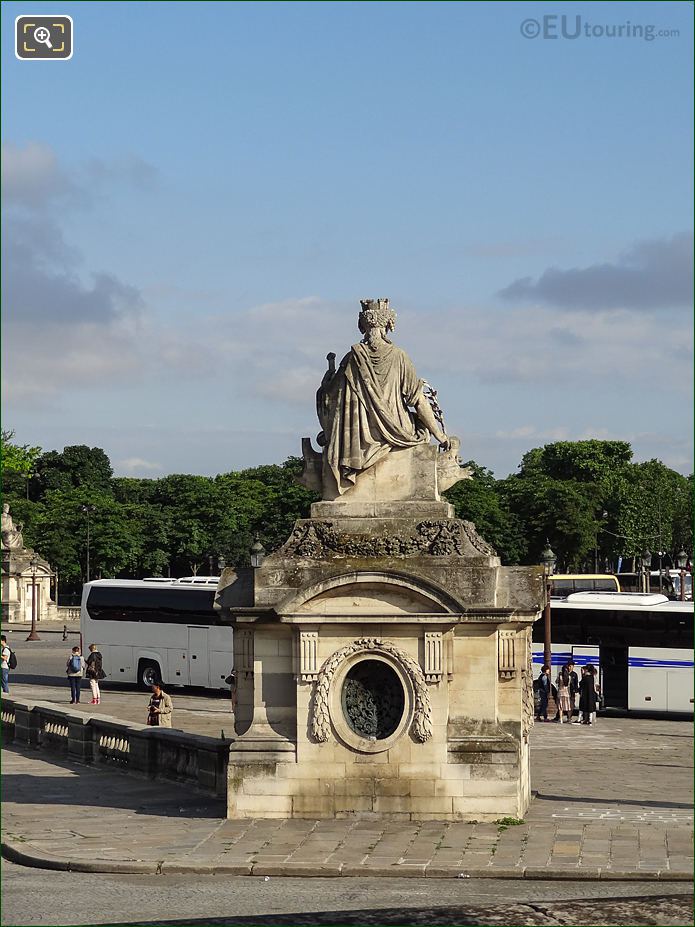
[1, 634, 12, 694]
[574, 666, 588, 723]
[85, 643, 105, 705]
[554, 664, 572, 723]
[535, 664, 552, 721]
[146, 683, 173, 727]
[66, 645, 85, 704]
[567, 660, 580, 716]
[579, 664, 599, 725]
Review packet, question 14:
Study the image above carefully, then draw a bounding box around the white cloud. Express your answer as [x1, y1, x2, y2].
[1, 142, 213, 412]
[115, 457, 163, 474]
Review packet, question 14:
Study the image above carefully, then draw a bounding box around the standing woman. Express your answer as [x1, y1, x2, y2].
[85, 643, 105, 705]
[66, 645, 85, 704]
[555, 664, 572, 724]
[580, 664, 598, 725]
[536, 664, 552, 722]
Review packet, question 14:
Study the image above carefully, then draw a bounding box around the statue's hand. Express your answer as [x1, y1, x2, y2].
[326, 352, 336, 373]
[438, 437, 452, 452]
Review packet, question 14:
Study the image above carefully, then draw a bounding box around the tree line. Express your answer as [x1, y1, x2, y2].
[2, 431, 692, 599]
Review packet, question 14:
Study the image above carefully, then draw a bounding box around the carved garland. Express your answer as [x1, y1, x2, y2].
[285, 520, 466, 558]
[311, 637, 433, 744]
[521, 632, 535, 740]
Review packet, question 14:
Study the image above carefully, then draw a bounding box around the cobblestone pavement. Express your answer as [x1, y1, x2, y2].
[3, 861, 692, 927]
[2, 735, 692, 880]
[114, 895, 695, 926]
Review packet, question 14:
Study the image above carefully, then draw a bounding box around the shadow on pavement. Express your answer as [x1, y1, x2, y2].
[102, 894, 695, 927]
[3, 756, 225, 819]
[534, 792, 692, 810]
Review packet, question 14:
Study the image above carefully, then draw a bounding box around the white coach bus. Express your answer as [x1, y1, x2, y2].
[80, 579, 233, 690]
[532, 592, 693, 714]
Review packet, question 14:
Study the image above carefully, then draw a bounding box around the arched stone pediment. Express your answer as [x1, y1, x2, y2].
[277, 570, 462, 616]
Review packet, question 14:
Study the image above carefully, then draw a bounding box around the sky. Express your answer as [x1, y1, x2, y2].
[2, 0, 693, 480]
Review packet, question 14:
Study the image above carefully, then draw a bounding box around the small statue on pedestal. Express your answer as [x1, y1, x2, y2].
[1, 504, 24, 551]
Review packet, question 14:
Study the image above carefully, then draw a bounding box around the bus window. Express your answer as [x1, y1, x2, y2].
[550, 575, 620, 598]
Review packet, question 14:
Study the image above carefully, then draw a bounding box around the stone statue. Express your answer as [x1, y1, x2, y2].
[1, 504, 24, 550]
[303, 298, 466, 498]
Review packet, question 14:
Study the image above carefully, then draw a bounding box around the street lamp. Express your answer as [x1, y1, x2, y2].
[250, 538, 266, 569]
[26, 554, 41, 642]
[209, 554, 227, 575]
[540, 541, 557, 670]
[676, 549, 688, 602]
[642, 549, 652, 594]
[80, 505, 96, 583]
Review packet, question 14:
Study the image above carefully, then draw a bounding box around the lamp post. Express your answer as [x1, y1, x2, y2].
[677, 549, 688, 602]
[641, 549, 652, 594]
[210, 554, 226, 574]
[250, 538, 266, 569]
[80, 505, 96, 583]
[26, 554, 41, 642]
[540, 541, 557, 670]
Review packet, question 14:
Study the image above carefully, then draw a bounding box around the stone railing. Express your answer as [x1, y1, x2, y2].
[1, 697, 230, 799]
[57, 606, 81, 622]
[1, 701, 15, 740]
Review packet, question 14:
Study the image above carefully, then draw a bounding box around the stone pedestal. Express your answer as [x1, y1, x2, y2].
[217, 447, 543, 821]
[1, 548, 56, 624]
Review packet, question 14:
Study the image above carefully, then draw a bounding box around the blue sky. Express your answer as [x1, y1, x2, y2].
[2, 0, 692, 478]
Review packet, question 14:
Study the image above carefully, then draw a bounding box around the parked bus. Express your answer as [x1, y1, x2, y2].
[532, 591, 693, 714]
[614, 571, 692, 601]
[80, 579, 233, 690]
[549, 574, 621, 598]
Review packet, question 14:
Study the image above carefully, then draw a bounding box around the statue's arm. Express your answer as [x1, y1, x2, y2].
[413, 392, 450, 449]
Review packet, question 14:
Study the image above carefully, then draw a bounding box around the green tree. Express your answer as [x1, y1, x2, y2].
[444, 461, 526, 563]
[30, 445, 113, 499]
[613, 460, 692, 562]
[499, 440, 635, 569]
[1, 429, 41, 497]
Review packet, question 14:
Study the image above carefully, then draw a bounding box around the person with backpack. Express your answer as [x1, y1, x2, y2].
[85, 643, 105, 705]
[1, 634, 13, 693]
[66, 645, 85, 704]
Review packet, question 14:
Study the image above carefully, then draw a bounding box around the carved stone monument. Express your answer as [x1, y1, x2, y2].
[217, 299, 543, 820]
[1, 505, 57, 623]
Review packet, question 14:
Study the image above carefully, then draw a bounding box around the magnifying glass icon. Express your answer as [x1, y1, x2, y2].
[33, 26, 53, 49]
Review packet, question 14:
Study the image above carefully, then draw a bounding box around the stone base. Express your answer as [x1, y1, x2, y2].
[220, 490, 542, 822]
[301, 441, 471, 503]
[311, 500, 455, 519]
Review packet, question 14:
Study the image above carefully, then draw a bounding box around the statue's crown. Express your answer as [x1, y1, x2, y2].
[358, 297, 396, 332]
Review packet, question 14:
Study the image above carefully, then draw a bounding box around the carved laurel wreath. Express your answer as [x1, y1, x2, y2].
[311, 637, 433, 744]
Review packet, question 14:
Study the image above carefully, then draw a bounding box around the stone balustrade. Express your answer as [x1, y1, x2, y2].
[1, 697, 230, 799]
[57, 605, 81, 622]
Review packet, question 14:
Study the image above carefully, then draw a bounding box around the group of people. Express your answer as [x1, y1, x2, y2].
[536, 660, 599, 725]
[64, 644, 174, 726]
[65, 644, 106, 704]
[2, 636, 219, 731]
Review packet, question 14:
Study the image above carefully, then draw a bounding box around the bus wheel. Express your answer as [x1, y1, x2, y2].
[138, 660, 161, 690]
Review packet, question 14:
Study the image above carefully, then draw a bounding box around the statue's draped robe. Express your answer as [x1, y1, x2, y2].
[1, 512, 24, 550]
[319, 341, 429, 494]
